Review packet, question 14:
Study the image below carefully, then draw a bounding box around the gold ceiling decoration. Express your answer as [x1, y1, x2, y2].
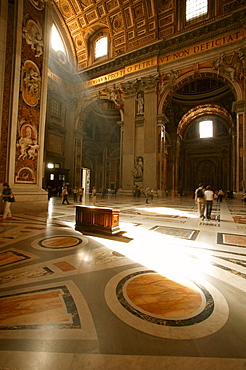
[51, 0, 173, 70]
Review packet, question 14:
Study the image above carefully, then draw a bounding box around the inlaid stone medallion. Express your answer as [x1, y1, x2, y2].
[105, 267, 229, 339]
[32, 235, 88, 251]
[40, 236, 81, 249]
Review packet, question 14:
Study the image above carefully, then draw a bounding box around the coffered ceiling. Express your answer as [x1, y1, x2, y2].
[51, 0, 175, 71]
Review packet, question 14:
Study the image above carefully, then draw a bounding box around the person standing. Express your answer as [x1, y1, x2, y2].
[218, 189, 224, 202]
[62, 186, 69, 204]
[1, 183, 14, 220]
[195, 183, 205, 219]
[72, 186, 78, 202]
[145, 186, 151, 204]
[204, 185, 214, 220]
[79, 187, 84, 202]
[91, 186, 96, 206]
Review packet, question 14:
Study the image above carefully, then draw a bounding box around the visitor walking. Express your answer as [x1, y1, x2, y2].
[91, 186, 96, 206]
[195, 183, 205, 219]
[1, 182, 14, 220]
[62, 186, 70, 204]
[204, 185, 214, 220]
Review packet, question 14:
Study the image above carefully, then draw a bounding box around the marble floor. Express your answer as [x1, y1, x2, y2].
[0, 194, 246, 370]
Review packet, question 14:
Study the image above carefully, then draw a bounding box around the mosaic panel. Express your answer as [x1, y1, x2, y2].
[0, 251, 30, 267]
[53, 261, 77, 271]
[217, 233, 246, 247]
[150, 226, 199, 240]
[0, 285, 81, 330]
[232, 216, 246, 224]
[0, 266, 54, 285]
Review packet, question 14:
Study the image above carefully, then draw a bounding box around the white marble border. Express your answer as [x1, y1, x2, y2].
[0, 352, 246, 370]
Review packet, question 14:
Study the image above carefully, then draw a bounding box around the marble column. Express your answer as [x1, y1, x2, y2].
[142, 75, 159, 190]
[232, 100, 246, 192]
[2, 0, 51, 212]
[120, 82, 136, 193]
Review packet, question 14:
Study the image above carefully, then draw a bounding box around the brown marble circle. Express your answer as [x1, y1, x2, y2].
[41, 236, 81, 249]
[126, 273, 202, 318]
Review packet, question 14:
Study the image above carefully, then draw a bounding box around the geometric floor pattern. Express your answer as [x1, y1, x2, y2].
[0, 194, 246, 369]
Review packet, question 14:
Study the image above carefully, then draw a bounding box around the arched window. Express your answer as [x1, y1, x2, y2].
[51, 24, 65, 54]
[88, 30, 110, 66]
[186, 0, 208, 22]
[95, 36, 108, 59]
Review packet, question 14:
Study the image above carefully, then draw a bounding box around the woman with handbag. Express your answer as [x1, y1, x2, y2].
[1, 182, 14, 220]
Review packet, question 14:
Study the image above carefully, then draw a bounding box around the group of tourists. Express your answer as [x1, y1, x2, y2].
[195, 184, 227, 220]
[61, 186, 85, 204]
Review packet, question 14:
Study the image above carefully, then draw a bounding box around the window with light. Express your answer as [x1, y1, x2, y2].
[186, 0, 208, 21]
[199, 120, 213, 138]
[95, 36, 108, 59]
[51, 24, 65, 53]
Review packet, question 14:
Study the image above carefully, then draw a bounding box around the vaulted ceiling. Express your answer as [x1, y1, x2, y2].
[51, 0, 174, 71]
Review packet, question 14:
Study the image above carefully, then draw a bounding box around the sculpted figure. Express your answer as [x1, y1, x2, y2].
[160, 70, 180, 94]
[27, 140, 39, 159]
[104, 85, 123, 107]
[17, 126, 38, 161]
[23, 68, 41, 96]
[212, 51, 244, 81]
[22, 18, 43, 57]
[136, 92, 144, 115]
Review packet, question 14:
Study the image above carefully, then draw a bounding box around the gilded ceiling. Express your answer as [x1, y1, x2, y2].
[52, 0, 174, 71]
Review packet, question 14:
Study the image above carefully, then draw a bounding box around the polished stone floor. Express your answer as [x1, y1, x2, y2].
[0, 194, 246, 370]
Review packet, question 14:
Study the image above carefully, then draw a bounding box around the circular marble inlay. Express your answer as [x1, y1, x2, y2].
[125, 273, 204, 320]
[40, 237, 80, 249]
[32, 235, 88, 251]
[118, 270, 211, 326]
[105, 267, 229, 339]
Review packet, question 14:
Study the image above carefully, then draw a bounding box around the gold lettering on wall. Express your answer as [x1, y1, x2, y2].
[49, 28, 246, 89]
[159, 29, 245, 65]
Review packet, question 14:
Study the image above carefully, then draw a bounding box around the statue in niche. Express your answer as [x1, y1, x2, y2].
[212, 50, 244, 82]
[133, 156, 144, 180]
[136, 92, 144, 115]
[22, 16, 43, 57]
[160, 69, 180, 94]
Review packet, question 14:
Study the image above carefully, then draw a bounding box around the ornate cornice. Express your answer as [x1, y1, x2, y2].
[82, 9, 246, 81]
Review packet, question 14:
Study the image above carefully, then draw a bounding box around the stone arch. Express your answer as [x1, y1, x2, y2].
[158, 69, 243, 115]
[79, 96, 122, 192]
[177, 104, 235, 139]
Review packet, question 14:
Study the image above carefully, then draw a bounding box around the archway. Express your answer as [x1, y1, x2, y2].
[81, 98, 121, 193]
[161, 74, 236, 195]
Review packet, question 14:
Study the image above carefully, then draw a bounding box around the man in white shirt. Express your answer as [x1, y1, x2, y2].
[204, 185, 214, 220]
